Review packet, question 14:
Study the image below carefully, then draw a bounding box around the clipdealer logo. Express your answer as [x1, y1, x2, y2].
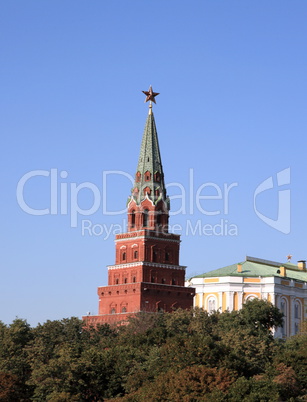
[253, 168, 291, 234]
[16, 167, 291, 236]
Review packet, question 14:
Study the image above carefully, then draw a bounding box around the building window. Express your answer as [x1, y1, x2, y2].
[143, 187, 151, 196]
[143, 209, 149, 227]
[165, 251, 170, 262]
[295, 323, 299, 335]
[135, 171, 141, 182]
[131, 210, 135, 227]
[145, 171, 151, 181]
[110, 308, 116, 314]
[115, 278, 119, 284]
[122, 307, 127, 313]
[207, 297, 216, 313]
[124, 278, 127, 284]
[294, 300, 302, 335]
[294, 301, 301, 319]
[132, 276, 136, 283]
[122, 252, 126, 261]
[134, 250, 138, 259]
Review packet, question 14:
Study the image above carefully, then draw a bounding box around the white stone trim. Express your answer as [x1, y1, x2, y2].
[115, 235, 180, 243]
[107, 261, 186, 271]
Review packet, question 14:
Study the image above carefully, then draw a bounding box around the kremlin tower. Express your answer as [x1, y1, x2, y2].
[83, 87, 195, 325]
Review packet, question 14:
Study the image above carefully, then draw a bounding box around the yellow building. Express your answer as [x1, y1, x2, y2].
[187, 256, 307, 338]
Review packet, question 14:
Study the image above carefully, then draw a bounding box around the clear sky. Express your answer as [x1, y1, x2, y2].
[1, 1, 307, 326]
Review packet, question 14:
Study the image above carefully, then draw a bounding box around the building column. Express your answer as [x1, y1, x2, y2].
[199, 291, 204, 309]
[238, 291, 243, 309]
[218, 291, 223, 311]
[290, 296, 295, 337]
[227, 291, 234, 312]
[274, 294, 282, 338]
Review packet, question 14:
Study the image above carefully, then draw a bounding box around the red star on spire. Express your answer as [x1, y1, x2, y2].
[142, 86, 160, 104]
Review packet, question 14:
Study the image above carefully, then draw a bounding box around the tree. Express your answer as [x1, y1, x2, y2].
[0, 319, 33, 400]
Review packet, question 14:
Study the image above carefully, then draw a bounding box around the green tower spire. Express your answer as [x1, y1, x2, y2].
[131, 104, 169, 208]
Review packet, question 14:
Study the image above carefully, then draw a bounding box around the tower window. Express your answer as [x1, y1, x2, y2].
[110, 308, 116, 314]
[131, 210, 135, 227]
[132, 276, 136, 283]
[145, 171, 151, 181]
[135, 171, 141, 182]
[124, 278, 127, 284]
[144, 187, 151, 196]
[143, 209, 149, 227]
[122, 252, 126, 261]
[134, 250, 138, 259]
[165, 252, 170, 262]
[147, 157, 150, 162]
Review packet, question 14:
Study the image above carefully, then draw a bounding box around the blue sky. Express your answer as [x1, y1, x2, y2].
[1, 1, 307, 326]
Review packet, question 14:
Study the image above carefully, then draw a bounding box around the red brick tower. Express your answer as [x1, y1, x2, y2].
[84, 91, 195, 325]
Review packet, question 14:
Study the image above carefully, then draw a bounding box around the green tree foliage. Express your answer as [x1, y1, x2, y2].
[0, 318, 33, 400]
[0, 300, 306, 401]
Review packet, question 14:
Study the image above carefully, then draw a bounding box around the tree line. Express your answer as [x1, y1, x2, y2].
[0, 299, 307, 401]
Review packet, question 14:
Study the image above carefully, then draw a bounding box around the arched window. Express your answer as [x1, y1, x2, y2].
[134, 250, 138, 259]
[143, 209, 149, 227]
[115, 278, 119, 284]
[122, 306, 127, 313]
[143, 187, 151, 196]
[110, 308, 116, 314]
[145, 171, 151, 181]
[294, 300, 301, 319]
[131, 210, 135, 227]
[165, 251, 170, 262]
[122, 252, 126, 261]
[124, 278, 127, 284]
[135, 171, 141, 182]
[294, 300, 302, 335]
[207, 296, 216, 313]
[132, 276, 136, 283]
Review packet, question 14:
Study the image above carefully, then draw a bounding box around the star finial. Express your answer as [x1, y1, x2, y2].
[287, 254, 292, 262]
[142, 86, 159, 104]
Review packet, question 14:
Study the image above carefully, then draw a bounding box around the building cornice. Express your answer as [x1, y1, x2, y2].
[107, 261, 186, 271]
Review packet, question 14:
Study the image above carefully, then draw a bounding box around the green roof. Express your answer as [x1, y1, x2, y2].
[130, 106, 168, 207]
[193, 256, 307, 282]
